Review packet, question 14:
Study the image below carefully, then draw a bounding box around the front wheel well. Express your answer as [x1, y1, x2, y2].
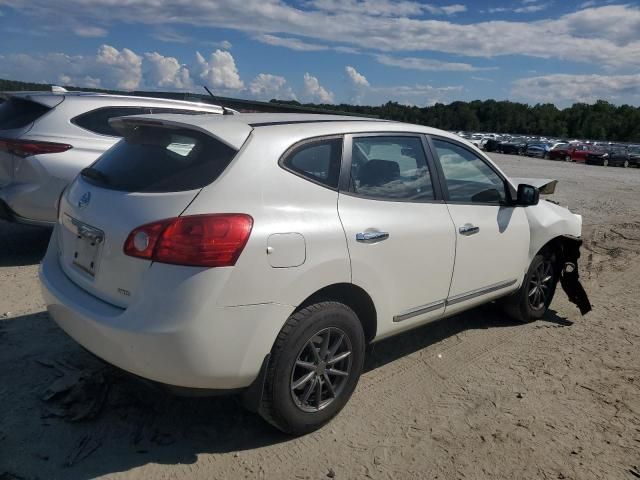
[294, 283, 377, 343]
[535, 235, 583, 271]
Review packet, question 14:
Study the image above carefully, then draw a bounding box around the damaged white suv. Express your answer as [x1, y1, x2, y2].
[39, 113, 590, 435]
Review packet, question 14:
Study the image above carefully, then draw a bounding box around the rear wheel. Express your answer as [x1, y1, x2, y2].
[564, 155, 572, 162]
[623, 159, 629, 168]
[603, 158, 609, 166]
[260, 301, 365, 435]
[502, 253, 557, 323]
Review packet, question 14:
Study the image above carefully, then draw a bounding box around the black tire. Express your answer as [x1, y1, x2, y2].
[260, 301, 365, 435]
[502, 252, 558, 323]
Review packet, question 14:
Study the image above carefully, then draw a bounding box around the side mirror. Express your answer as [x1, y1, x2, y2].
[515, 184, 539, 206]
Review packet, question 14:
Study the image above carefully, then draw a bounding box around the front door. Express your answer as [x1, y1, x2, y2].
[338, 134, 456, 339]
[428, 137, 530, 314]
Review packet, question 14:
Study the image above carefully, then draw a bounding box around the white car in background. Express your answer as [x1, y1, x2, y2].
[0, 89, 224, 226]
[39, 113, 591, 435]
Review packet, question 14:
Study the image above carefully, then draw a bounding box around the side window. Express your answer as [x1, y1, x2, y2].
[72, 107, 152, 137]
[433, 138, 507, 204]
[282, 138, 343, 189]
[349, 136, 434, 201]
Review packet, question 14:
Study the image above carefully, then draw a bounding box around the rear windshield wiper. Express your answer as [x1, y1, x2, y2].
[81, 167, 110, 185]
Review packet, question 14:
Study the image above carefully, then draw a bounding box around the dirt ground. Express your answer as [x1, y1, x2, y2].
[1, 154, 639, 480]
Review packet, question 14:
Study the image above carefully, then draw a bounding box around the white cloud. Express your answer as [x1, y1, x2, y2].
[144, 52, 192, 89]
[306, 0, 465, 17]
[376, 54, 494, 72]
[303, 73, 335, 103]
[512, 73, 640, 105]
[345, 66, 369, 88]
[423, 4, 466, 15]
[368, 84, 463, 106]
[194, 49, 244, 90]
[95, 45, 142, 90]
[73, 26, 107, 37]
[255, 34, 328, 51]
[513, 3, 551, 13]
[0, 44, 142, 90]
[345, 66, 369, 103]
[151, 28, 191, 43]
[471, 76, 494, 82]
[249, 73, 297, 100]
[1, 1, 629, 67]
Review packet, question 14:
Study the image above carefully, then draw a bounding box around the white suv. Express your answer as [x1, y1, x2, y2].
[0, 89, 224, 225]
[39, 113, 591, 435]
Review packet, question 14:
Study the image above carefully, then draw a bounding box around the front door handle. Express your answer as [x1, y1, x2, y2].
[356, 231, 389, 243]
[459, 223, 480, 236]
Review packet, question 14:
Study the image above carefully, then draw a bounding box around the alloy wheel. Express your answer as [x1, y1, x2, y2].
[290, 327, 353, 412]
[528, 260, 554, 311]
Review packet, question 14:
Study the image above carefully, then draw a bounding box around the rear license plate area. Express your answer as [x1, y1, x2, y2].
[64, 215, 104, 277]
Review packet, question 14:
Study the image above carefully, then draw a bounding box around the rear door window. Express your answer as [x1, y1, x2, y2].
[81, 126, 236, 192]
[0, 98, 51, 130]
[348, 136, 435, 201]
[281, 137, 343, 189]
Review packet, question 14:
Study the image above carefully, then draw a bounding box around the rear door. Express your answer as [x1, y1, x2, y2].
[57, 121, 249, 307]
[337, 133, 455, 339]
[428, 136, 530, 314]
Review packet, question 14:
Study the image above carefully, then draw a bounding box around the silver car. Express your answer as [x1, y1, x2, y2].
[0, 89, 224, 226]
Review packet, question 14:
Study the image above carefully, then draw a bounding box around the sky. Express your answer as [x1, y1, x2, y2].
[0, 0, 639, 108]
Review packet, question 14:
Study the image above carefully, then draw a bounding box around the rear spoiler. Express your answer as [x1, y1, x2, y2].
[109, 114, 252, 151]
[510, 177, 558, 195]
[0, 91, 66, 108]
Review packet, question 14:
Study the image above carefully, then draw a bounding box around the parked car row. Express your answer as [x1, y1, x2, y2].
[455, 132, 640, 168]
[2, 90, 591, 435]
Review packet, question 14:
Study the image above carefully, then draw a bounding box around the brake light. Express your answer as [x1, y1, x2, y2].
[124, 214, 253, 267]
[0, 138, 72, 158]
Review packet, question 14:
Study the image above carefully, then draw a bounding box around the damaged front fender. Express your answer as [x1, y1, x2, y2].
[558, 236, 592, 315]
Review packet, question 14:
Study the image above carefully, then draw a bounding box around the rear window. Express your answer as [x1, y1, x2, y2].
[72, 107, 151, 137]
[81, 126, 236, 192]
[72, 107, 211, 137]
[0, 98, 51, 130]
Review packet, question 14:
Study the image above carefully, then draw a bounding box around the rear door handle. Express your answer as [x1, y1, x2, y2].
[356, 231, 389, 243]
[459, 223, 480, 236]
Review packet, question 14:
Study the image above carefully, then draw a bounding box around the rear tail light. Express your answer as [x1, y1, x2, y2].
[0, 138, 72, 158]
[124, 214, 253, 267]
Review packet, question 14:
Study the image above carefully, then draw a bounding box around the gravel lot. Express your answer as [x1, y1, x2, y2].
[1, 154, 639, 480]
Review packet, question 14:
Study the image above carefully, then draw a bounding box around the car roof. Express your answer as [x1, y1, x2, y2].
[110, 112, 467, 150]
[1, 90, 224, 112]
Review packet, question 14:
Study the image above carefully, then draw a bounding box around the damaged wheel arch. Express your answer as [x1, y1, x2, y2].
[537, 235, 592, 315]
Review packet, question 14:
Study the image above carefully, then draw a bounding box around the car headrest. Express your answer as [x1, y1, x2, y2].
[358, 159, 400, 187]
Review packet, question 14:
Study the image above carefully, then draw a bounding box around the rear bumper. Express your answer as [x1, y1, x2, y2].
[39, 229, 293, 390]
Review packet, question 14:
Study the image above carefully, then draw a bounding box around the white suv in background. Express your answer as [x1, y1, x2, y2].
[0, 89, 224, 226]
[39, 113, 591, 435]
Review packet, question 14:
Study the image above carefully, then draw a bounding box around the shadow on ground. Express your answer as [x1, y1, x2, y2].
[0, 220, 51, 267]
[0, 304, 571, 480]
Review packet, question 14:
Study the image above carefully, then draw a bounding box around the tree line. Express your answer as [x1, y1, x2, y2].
[273, 99, 640, 142]
[2, 78, 639, 142]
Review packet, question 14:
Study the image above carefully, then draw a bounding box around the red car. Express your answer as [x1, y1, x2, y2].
[548, 143, 591, 162]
